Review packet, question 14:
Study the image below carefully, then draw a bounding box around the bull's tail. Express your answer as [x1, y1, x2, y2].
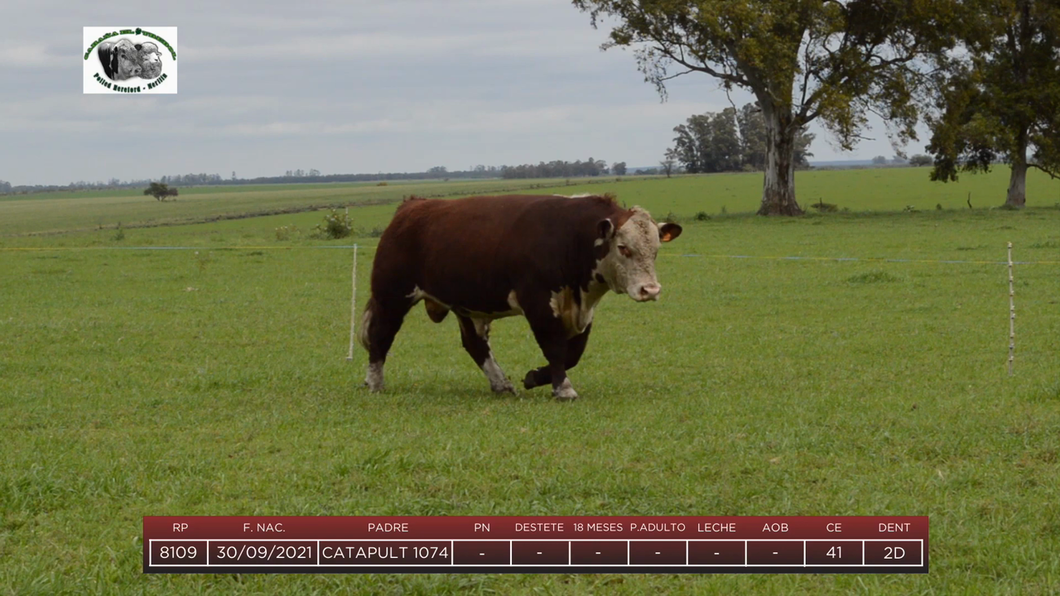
[356, 297, 375, 352]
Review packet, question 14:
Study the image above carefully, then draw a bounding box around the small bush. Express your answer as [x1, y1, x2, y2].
[315, 209, 353, 239]
[113, 223, 125, 241]
[695, 211, 711, 221]
[364, 227, 385, 238]
[936, 203, 943, 210]
[903, 205, 919, 213]
[664, 211, 679, 223]
[376, 182, 387, 186]
[275, 225, 298, 241]
[811, 200, 838, 213]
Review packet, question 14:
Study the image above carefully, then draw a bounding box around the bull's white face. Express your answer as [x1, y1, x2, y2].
[139, 44, 162, 78]
[112, 40, 142, 79]
[595, 208, 682, 302]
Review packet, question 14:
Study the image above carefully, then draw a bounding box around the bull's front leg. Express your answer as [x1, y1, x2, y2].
[523, 299, 578, 401]
[524, 324, 592, 393]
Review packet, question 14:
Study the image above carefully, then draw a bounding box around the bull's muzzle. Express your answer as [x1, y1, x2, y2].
[635, 283, 661, 302]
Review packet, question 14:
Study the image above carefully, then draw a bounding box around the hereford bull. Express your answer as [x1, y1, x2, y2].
[98, 39, 143, 80]
[357, 194, 681, 400]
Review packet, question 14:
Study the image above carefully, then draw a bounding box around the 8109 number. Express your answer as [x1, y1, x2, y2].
[158, 545, 197, 559]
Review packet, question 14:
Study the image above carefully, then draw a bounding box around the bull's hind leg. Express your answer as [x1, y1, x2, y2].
[523, 323, 592, 395]
[358, 295, 414, 392]
[457, 315, 515, 394]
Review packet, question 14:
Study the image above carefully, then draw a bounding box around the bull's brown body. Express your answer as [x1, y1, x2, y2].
[359, 194, 679, 399]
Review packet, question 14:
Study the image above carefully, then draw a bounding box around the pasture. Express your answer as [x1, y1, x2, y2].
[1, 168, 1059, 594]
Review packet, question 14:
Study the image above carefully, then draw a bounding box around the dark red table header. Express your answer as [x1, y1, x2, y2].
[144, 516, 927, 540]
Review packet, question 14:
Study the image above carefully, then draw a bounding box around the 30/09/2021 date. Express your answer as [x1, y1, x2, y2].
[210, 541, 316, 564]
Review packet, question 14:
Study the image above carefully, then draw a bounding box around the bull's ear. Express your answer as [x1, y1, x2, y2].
[659, 222, 682, 242]
[597, 218, 615, 240]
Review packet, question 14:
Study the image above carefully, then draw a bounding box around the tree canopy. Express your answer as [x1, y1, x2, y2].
[144, 182, 178, 201]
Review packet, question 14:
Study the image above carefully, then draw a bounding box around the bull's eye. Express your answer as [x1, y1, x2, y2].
[618, 245, 633, 258]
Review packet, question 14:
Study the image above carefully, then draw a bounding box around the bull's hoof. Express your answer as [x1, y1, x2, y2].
[523, 369, 548, 390]
[522, 372, 537, 390]
[365, 363, 385, 392]
[491, 379, 517, 395]
[552, 379, 578, 401]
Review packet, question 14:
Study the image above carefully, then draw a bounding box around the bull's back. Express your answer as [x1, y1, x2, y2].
[372, 196, 539, 312]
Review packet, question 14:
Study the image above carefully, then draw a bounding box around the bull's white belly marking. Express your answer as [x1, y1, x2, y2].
[410, 286, 522, 321]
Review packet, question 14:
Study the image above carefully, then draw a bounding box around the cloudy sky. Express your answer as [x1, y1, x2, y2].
[2, 0, 916, 186]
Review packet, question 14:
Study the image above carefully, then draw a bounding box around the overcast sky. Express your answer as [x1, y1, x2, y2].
[1, 0, 920, 186]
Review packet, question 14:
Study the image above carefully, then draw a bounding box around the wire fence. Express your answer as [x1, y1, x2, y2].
[2, 244, 1057, 265]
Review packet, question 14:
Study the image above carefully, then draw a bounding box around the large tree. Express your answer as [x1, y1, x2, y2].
[573, 0, 960, 215]
[144, 182, 175, 201]
[927, 0, 1060, 208]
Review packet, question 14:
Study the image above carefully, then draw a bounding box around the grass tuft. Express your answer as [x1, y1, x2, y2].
[846, 270, 903, 284]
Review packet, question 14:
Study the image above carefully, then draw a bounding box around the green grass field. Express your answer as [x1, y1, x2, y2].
[2, 168, 1059, 594]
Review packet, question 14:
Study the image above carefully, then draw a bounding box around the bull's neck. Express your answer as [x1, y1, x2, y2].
[583, 269, 611, 309]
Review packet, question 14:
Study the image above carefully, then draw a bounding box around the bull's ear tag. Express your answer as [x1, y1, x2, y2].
[597, 219, 615, 240]
[659, 223, 682, 242]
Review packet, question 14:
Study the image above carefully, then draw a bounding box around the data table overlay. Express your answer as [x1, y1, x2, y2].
[143, 516, 928, 574]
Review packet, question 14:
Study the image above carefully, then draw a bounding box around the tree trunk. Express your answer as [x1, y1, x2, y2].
[1004, 129, 1029, 209]
[1006, 161, 1027, 208]
[758, 106, 803, 216]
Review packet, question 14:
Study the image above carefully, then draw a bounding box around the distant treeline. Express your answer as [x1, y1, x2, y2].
[499, 159, 625, 179]
[0, 161, 626, 195]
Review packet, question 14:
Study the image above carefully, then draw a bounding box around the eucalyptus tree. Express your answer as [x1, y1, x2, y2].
[573, 0, 960, 214]
[927, 0, 1060, 208]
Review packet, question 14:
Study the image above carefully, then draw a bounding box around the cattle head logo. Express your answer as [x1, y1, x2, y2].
[84, 27, 177, 94]
[595, 208, 682, 302]
[98, 38, 162, 81]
